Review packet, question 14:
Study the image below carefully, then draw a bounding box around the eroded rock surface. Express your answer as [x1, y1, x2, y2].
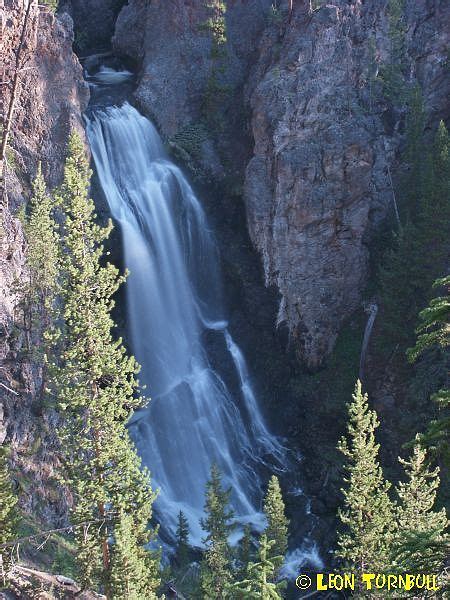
[1, 0, 88, 523]
[244, 0, 450, 367]
[113, 0, 272, 136]
[112, 0, 449, 368]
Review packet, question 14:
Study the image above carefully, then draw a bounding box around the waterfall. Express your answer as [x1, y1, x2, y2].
[85, 102, 284, 546]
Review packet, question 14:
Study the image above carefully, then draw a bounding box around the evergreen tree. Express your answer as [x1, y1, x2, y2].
[109, 511, 159, 600]
[378, 220, 423, 345]
[50, 131, 159, 595]
[237, 524, 253, 579]
[229, 535, 285, 599]
[415, 121, 450, 287]
[263, 476, 289, 563]
[0, 445, 18, 578]
[336, 381, 394, 589]
[200, 464, 234, 599]
[201, 1, 228, 127]
[379, 114, 450, 349]
[175, 510, 190, 569]
[24, 164, 59, 317]
[392, 438, 449, 573]
[22, 164, 59, 395]
[407, 276, 450, 469]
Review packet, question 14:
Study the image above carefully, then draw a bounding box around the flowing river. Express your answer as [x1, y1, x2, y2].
[85, 73, 286, 546]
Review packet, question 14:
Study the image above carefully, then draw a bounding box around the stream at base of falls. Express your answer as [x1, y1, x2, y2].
[83, 54, 322, 575]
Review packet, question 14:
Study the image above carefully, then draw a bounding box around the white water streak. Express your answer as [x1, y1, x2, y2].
[86, 102, 285, 545]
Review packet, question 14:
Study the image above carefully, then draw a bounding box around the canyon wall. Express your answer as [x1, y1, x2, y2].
[113, 0, 449, 368]
[244, 0, 450, 367]
[1, 0, 88, 522]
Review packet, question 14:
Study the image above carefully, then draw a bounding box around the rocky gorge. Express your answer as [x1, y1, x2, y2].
[1, 0, 449, 596]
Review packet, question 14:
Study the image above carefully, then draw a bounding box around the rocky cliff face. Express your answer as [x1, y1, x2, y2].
[245, 0, 450, 367]
[1, 0, 88, 523]
[114, 0, 272, 136]
[112, 0, 449, 368]
[60, 0, 126, 51]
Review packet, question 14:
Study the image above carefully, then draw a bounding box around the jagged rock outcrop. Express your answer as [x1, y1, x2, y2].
[110, 0, 448, 369]
[60, 0, 126, 51]
[245, 0, 450, 367]
[1, 0, 88, 524]
[113, 0, 272, 136]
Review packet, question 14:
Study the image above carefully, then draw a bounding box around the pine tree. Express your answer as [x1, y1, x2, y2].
[415, 121, 450, 287]
[109, 511, 159, 600]
[229, 534, 286, 599]
[336, 381, 395, 589]
[263, 476, 289, 564]
[22, 164, 59, 396]
[379, 115, 450, 349]
[0, 445, 18, 578]
[392, 438, 449, 573]
[50, 131, 159, 595]
[200, 464, 234, 599]
[378, 221, 423, 346]
[407, 276, 450, 468]
[237, 524, 253, 579]
[175, 510, 190, 569]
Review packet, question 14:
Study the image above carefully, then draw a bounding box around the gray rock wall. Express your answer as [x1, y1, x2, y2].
[112, 0, 449, 368]
[245, 0, 449, 367]
[2, 1, 88, 523]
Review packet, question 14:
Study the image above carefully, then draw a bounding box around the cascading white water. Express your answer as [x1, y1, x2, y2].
[86, 102, 285, 545]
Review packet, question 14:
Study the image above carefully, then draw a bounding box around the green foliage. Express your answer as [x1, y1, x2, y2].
[336, 381, 395, 584]
[22, 164, 59, 358]
[0, 445, 18, 560]
[377, 0, 407, 102]
[200, 464, 234, 599]
[42, 0, 58, 11]
[407, 276, 450, 470]
[408, 276, 450, 363]
[175, 510, 190, 568]
[200, 1, 230, 128]
[263, 476, 289, 565]
[169, 121, 209, 163]
[379, 116, 450, 349]
[237, 524, 253, 578]
[48, 131, 159, 594]
[229, 534, 286, 599]
[110, 511, 159, 599]
[201, 1, 227, 54]
[392, 438, 449, 573]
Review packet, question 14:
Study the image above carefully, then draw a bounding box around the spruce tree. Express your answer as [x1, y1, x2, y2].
[51, 131, 159, 595]
[175, 510, 190, 569]
[392, 438, 449, 573]
[336, 381, 394, 587]
[0, 445, 18, 578]
[263, 476, 289, 563]
[200, 463, 234, 599]
[229, 535, 286, 599]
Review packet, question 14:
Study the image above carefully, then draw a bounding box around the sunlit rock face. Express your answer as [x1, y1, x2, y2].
[244, 0, 450, 368]
[2, 1, 88, 523]
[112, 0, 449, 368]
